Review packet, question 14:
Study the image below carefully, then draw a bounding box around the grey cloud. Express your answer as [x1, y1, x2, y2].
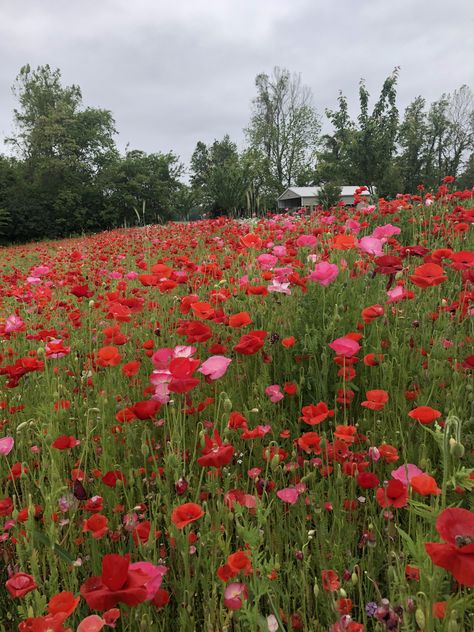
[1, 0, 473, 167]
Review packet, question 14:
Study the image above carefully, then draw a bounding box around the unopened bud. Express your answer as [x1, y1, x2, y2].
[223, 398, 233, 412]
[270, 454, 281, 469]
[351, 572, 358, 586]
[450, 441, 465, 458]
[415, 608, 426, 629]
[175, 478, 189, 496]
[313, 581, 319, 598]
[447, 610, 459, 632]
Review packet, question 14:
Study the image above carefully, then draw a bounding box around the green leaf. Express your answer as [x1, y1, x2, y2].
[32, 530, 76, 564]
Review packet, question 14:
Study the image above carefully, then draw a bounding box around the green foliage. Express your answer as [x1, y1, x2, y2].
[246, 66, 320, 199]
[316, 182, 342, 209]
[190, 135, 247, 216]
[99, 150, 183, 226]
[0, 65, 185, 241]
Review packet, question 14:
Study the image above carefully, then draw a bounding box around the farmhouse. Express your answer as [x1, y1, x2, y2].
[277, 186, 371, 210]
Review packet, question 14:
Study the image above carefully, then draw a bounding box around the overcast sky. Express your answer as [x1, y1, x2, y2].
[1, 0, 473, 173]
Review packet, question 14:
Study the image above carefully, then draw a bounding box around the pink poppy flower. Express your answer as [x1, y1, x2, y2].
[372, 224, 401, 239]
[256, 254, 278, 270]
[129, 562, 167, 600]
[391, 464, 423, 485]
[224, 583, 248, 610]
[296, 234, 317, 248]
[198, 356, 232, 380]
[328, 337, 361, 358]
[4, 314, 25, 334]
[358, 236, 384, 256]
[309, 262, 339, 286]
[77, 616, 106, 632]
[265, 385, 283, 403]
[276, 487, 299, 504]
[0, 437, 14, 456]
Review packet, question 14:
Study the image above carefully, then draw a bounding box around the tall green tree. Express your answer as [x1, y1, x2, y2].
[5, 64, 117, 238]
[318, 69, 400, 197]
[190, 135, 246, 216]
[398, 96, 429, 192]
[100, 150, 183, 226]
[245, 67, 320, 196]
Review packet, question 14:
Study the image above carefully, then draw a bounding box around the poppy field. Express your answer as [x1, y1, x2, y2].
[0, 183, 473, 631]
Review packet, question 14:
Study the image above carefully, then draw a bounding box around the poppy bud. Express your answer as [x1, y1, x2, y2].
[270, 454, 281, 469]
[351, 572, 358, 586]
[175, 478, 189, 496]
[415, 608, 426, 629]
[339, 588, 347, 598]
[223, 398, 233, 412]
[447, 611, 459, 632]
[89, 300, 95, 308]
[449, 440, 465, 458]
[313, 580, 319, 598]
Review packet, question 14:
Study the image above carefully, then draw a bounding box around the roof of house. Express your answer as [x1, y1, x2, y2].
[278, 186, 371, 201]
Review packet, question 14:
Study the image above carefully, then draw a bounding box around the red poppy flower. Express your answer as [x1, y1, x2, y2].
[405, 565, 420, 581]
[321, 569, 340, 591]
[375, 479, 408, 508]
[168, 357, 200, 393]
[410, 263, 448, 288]
[52, 435, 80, 450]
[300, 402, 334, 425]
[240, 233, 262, 249]
[296, 431, 321, 454]
[122, 360, 141, 377]
[410, 474, 441, 496]
[83, 514, 109, 539]
[334, 425, 357, 443]
[357, 471, 380, 489]
[171, 502, 204, 529]
[102, 470, 126, 488]
[228, 312, 252, 328]
[363, 353, 384, 366]
[47, 591, 80, 617]
[408, 406, 441, 424]
[361, 390, 389, 411]
[233, 330, 267, 355]
[374, 255, 403, 275]
[197, 429, 234, 468]
[6, 572, 37, 598]
[0, 497, 14, 516]
[227, 550, 253, 575]
[425, 507, 474, 585]
[80, 554, 149, 610]
[97, 346, 122, 367]
[131, 399, 161, 420]
[361, 304, 384, 324]
[191, 302, 215, 320]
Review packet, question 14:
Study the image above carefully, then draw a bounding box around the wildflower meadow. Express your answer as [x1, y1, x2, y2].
[0, 183, 473, 631]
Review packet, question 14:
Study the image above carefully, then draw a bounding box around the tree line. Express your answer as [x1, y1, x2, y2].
[0, 64, 473, 242]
